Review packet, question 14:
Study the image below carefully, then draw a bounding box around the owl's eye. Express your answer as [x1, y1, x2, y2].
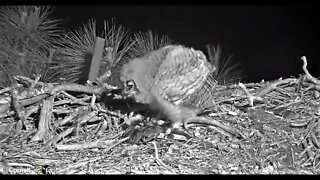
[125, 80, 135, 91]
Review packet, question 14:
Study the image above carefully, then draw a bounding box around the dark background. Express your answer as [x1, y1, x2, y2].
[51, 5, 319, 82]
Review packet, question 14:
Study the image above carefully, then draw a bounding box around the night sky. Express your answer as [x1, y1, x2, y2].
[51, 5, 319, 82]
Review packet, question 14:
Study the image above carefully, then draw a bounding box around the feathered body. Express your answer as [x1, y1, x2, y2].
[120, 45, 217, 128]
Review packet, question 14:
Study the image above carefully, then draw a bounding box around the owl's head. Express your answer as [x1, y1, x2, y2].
[120, 58, 152, 99]
[121, 79, 139, 98]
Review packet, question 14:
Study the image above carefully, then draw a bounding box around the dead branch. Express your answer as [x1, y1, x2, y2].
[0, 93, 49, 114]
[150, 141, 176, 173]
[53, 96, 91, 106]
[189, 117, 245, 139]
[96, 119, 109, 136]
[9, 85, 25, 130]
[238, 82, 255, 106]
[0, 84, 23, 95]
[52, 108, 73, 114]
[301, 56, 320, 85]
[102, 137, 129, 153]
[31, 96, 54, 142]
[310, 132, 320, 149]
[90, 93, 97, 110]
[208, 125, 233, 138]
[78, 111, 100, 125]
[59, 91, 90, 106]
[255, 78, 298, 98]
[272, 98, 301, 111]
[55, 137, 128, 151]
[0, 110, 15, 119]
[300, 81, 320, 91]
[57, 106, 89, 126]
[24, 105, 40, 120]
[96, 104, 121, 118]
[49, 83, 105, 96]
[18, 129, 37, 144]
[14, 75, 46, 88]
[215, 96, 246, 104]
[30, 75, 41, 89]
[44, 127, 74, 149]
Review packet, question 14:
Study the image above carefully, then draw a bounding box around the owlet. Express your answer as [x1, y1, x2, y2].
[120, 45, 217, 129]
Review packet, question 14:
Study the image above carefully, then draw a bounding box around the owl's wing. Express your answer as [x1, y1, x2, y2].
[153, 46, 213, 105]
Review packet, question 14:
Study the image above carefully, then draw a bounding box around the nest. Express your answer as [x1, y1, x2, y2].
[0, 56, 319, 174]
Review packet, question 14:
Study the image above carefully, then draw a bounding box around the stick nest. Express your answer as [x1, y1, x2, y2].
[0, 56, 319, 174]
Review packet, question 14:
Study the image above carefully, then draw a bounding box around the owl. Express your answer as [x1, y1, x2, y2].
[120, 45, 217, 130]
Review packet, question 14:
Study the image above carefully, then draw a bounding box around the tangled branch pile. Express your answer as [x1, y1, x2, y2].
[0, 56, 319, 174]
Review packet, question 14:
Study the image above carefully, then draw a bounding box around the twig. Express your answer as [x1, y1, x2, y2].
[7, 163, 34, 168]
[49, 83, 105, 96]
[9, 85, 25, 130]
[0, 93, 49, 114]
[301, 56, 320, 85]
[272, 98, 301, 110]
[96, 104, 121, 118]
[57, 106, 89, 126]
[59, 91, 89, 106]
[55, 139, 113, 151]
[300, 81, 320, 91]
[30, 75, 41, 89]
[310, 132, 320, 149]
[0, 110, 15, 119]
[53, 96, 91, 106]
[238, 82, 255, 106]
[150, 141, 175, 173]
[207, 125, 233, 138]
[52, 108, 73, 114]
[90, 93, 97, 110]
[14, 75, 48, 87]
[24, 106, 40, 120]
[18, 129, 37, 144]
[290, 147, 295, 167]
[102, 137, 129, 153]
[255, 78, 298, 98]
[55, 137, 128, 151]
[60, 91, 79, 101]
[189, 117, 245, 139]
[96, 119, 108, 136]
[44, 127, 74, 149]
[215, 96, 246, 104]
[0, 84, 22, 95]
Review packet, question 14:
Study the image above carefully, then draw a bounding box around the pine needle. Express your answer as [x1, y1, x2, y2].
[206, 44, 243, 85]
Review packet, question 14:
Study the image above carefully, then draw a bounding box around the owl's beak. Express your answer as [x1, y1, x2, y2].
[121, 89, 130, 98]
[121, 88, 135, 99]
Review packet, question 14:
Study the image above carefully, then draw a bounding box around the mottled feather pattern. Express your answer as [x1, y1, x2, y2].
[154, 45, 212, 105]
[120, 45, 217, 128]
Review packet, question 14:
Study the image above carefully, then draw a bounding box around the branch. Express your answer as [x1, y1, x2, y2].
[0, 92, 49, 114]
[301, 56, 320, 85]
[255, 78, 298, 98]
[0, 84, 22, 95]
[31, 96, 54, 142]
[9, 86, 25, 130]
[49, 83, 106, 96]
